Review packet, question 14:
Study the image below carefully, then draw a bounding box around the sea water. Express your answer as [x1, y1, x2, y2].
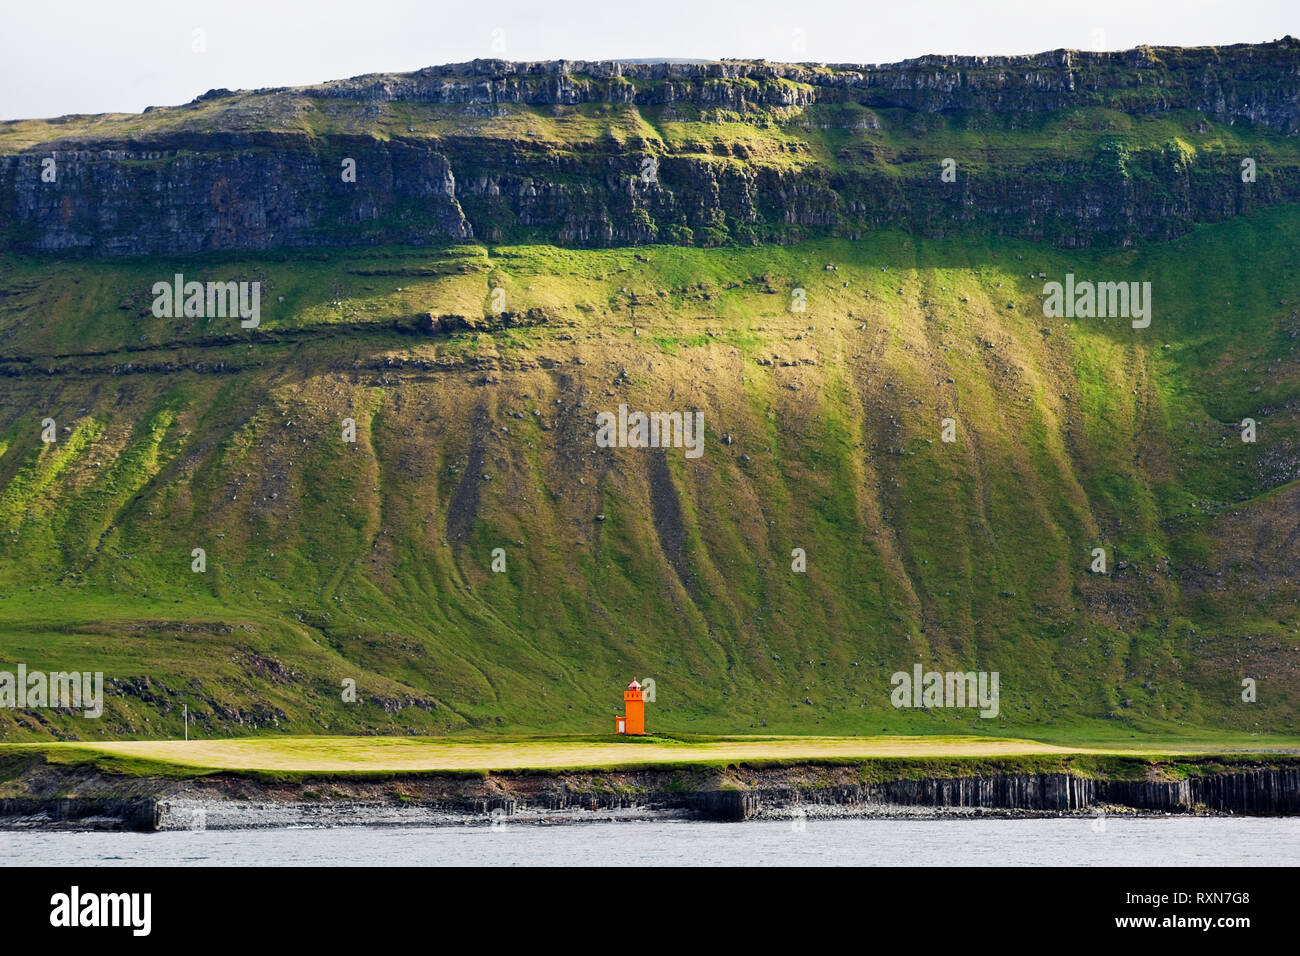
[1, 817, 1296, 866]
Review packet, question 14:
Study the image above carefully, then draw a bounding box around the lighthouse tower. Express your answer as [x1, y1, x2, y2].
[616, 679, 646, 735]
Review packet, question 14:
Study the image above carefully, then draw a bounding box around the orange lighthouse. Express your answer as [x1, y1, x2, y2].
[615, 678, 646, 735]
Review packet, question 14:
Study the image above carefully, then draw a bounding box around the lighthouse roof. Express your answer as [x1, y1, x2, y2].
[628, 679, 641, 690]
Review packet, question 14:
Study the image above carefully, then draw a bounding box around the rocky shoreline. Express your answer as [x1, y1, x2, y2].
[3, 756, 1299, 831]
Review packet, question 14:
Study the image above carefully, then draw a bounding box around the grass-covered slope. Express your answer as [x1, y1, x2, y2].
[0, 204, 1298, 741]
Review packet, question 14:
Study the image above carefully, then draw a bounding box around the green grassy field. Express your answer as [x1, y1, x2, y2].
[6, 732, 1299, 777]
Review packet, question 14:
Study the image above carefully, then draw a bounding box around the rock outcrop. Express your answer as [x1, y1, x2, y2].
[4, 757, 1299, 829]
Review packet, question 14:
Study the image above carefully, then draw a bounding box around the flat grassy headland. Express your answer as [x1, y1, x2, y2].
[5, 732, 1299, 777]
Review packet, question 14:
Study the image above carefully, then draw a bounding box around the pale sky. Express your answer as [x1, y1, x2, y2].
[1, 0, 1294, 120]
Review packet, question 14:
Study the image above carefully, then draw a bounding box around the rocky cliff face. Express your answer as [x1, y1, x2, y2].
[1, 39, 1298, 256]
[315, 43, 1300, 132]
[0, 134, 472, 255]
[5, 757, 1298, 829]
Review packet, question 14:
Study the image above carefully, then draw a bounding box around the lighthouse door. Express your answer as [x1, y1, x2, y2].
[616, 717, 626, 735]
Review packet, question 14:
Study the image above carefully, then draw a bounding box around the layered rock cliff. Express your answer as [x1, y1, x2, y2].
[1, 38, 1298, 256]
[4, 754, 1298, 829]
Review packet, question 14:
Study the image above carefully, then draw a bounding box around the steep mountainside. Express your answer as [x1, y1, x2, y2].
[0, 45, 1298, 741]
